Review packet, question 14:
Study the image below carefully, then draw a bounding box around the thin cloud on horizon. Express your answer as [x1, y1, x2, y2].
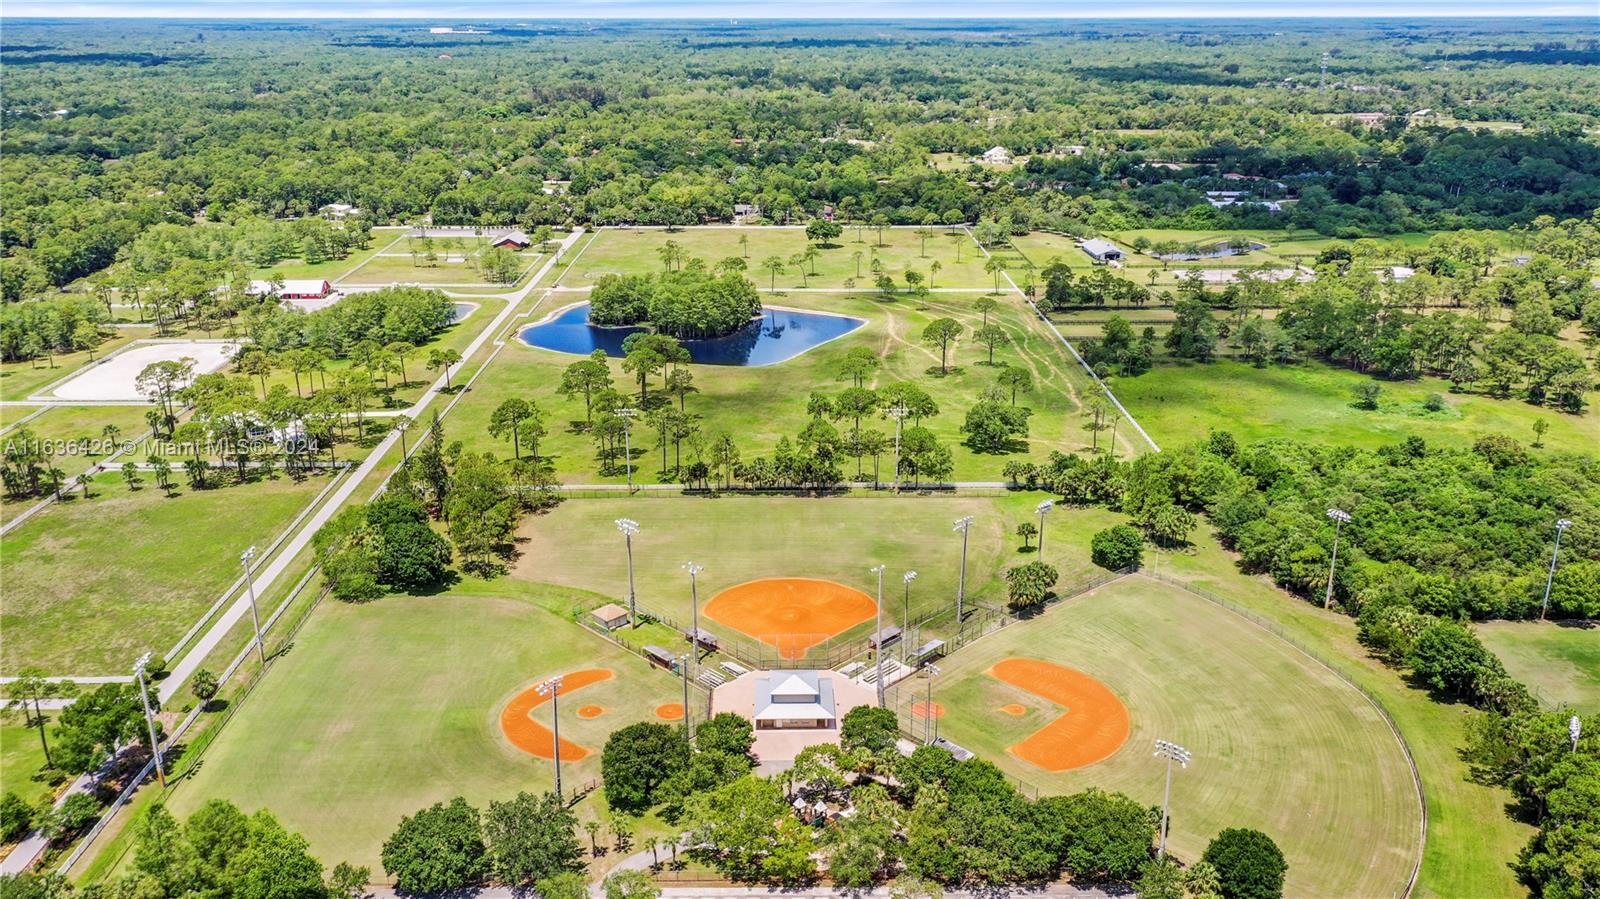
[3, 0, 1591, 17]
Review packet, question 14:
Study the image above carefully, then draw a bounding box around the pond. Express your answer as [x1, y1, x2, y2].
[518, 303, 866, 367]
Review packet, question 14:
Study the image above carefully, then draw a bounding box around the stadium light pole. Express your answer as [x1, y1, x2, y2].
[618, 408, 638, 494]
[887, 405, 909, 493]
[871, 564, 887, 708]
[677, 653, 693, 741]
[902, 570, 918, 661]
[536, 674, 565, 800]
[1571, 714, 1582, 754]
[1324, 508, 1351, 609]
[924, 663, 941, 745]
[953, 516, 974, 625]
[240, 545, 266, 664]
[133, 653, 167, 789]
[1153, 739, 1192, 860]
[1035, 500, 1054, 555]
[684, 563, 704, 691]
[1540, 519, 1573, 620]
[616, 518, 641, 626]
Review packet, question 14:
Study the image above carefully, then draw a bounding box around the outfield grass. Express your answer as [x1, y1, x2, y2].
[1476, 621, 1600, 713]
[0, 472, 334, 676]
[1141, 537, 1531, 899]
[560, 227, 996, 291]
[166, 590, 682, 875]
[512, 495, 1128, 647]
[1114, 359, 1599, 455]
[918, 574, 1419, 898]
[449, 290, 1107, 483]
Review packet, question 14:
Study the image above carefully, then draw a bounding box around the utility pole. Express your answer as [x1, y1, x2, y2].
[871, 564, 887, 708]
[1540, 519, 1573, 620]
[1153, 739, 1192, 860]
[1324, 508, 1351, 609]
[240, 545, 266, 664]
[1570, 715, 1582, 754]
[616, 518, 640, 626]
[924, 663, 941, 745]
[133, 653, 167, 788]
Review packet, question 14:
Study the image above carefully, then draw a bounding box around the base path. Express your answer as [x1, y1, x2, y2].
[991, 658, 1130, 772]
[500, 668, 613, 760]
[702, 577, 876, 660]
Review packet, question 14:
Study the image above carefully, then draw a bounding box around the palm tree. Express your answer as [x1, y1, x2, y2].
[762, 256, 785, 290]
[738, 233, 749, 258]
[788, 253, 808, 287]
[852, 250, 863, 278]
[930, 259, 942, 287]
[984, 256, 1004, 294]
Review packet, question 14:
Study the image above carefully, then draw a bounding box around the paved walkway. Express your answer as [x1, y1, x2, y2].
[155, 228, 584, 705]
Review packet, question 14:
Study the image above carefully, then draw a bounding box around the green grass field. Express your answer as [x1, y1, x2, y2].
[166, 589, 682, 875]
[251, 232, 403, 282]
[338, 254, 540, 287]
[560, 227, 995, 291]
[0, 722, 65, 807]
[1476, 621, 1600, 713]
[0, 404, 158, 523]
[0, 472, 333, 676]
[510, 495, 1127, 648]
[1142, 539, 1531, 899]
[448, 289, 1108, 483]
[1114, 359, 1598, 455]
[917, 574, 1419, 898]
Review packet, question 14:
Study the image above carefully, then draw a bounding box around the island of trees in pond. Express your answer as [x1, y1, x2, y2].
[589, 258, 762, 339]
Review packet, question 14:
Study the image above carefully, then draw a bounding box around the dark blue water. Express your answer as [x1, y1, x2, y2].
[518, 303, 866, 367]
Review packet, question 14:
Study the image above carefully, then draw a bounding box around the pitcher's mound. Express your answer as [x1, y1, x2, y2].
[703, 577, 876, 660]
[576, 705, 606, 719]
[655, 703, 685, 720]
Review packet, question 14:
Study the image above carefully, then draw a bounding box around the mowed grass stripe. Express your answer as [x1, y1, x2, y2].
[922, 576, 1418, 899]
[1, 474, 333, 675]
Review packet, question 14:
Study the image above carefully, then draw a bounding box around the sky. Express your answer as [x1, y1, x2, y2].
[3, 0, 1593, 17]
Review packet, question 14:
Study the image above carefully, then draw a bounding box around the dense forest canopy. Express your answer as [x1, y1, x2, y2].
[3, 18, 1599, 295]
